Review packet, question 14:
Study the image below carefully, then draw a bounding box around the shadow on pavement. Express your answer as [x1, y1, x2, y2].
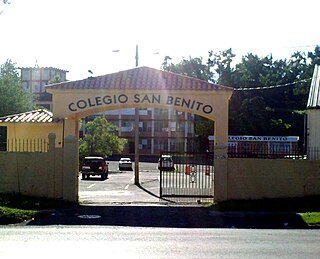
[137, 184, 173, 203]
[28, 205, 309, 229]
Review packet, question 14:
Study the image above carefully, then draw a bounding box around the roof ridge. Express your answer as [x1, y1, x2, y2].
[46, 66, 233, 92]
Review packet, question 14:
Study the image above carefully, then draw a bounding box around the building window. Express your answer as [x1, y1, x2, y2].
[155, 139, 168, 150]
[42, 70, 50, 80]
[154, 108, 160, 115]
[21, 70, 31, 80]
[121, 121, 133, 132]
[0, 126, 7, 151]
[141, 139, 149, 149]
[170, 121, 176, 131]
[155, 121, 168, 132]
[22, 81, 29, 91]
[41, 81, 48, 92]
[32, 70, 40, 80]
[32, 83, 40, 93]
[187, 121, 193, 133]
[177, 121, 185, 132]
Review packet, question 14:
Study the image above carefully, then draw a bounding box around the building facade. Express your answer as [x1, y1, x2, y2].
[93, 108, 196, 155]
[20, 66, 68, 111]
[20, 66, 196, 155]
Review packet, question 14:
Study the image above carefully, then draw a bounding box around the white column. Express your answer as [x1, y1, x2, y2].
[168, 110, 171, 151]
[184, 112, 188, 152]
[151, 108, 155, 154]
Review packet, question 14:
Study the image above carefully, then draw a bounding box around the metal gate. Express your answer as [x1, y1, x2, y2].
[159, 151, 214, 202]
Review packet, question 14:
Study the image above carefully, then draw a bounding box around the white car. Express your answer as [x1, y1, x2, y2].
[119, 157, 133, 171]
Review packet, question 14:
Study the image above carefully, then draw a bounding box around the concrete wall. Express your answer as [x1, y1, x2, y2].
[227, 158, 320, 200]
[0, 133, 78, 201]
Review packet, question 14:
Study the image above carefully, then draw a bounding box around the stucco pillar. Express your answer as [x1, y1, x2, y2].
[62, 135, 78, 202]
[214, 117, 229, 202]
[47, 133, 56, 199]
[64, 118, 78, 139]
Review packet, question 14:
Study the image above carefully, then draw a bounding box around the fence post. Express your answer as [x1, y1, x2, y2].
[47, 133, 56, 198]
[214, 144, 228, 201]
[62, 135, 78, 202]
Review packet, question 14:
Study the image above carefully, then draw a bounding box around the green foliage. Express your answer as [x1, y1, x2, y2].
[300, 212, 320, 225]
[48, 75, 62, 84]
[162, 46, 320, 141]
[0, 59, 33, 117]
[208, 48, 236, 85]
[79, 117, 127, 159]
[0, 206, 38, 224]
[162, 55, 214, 82]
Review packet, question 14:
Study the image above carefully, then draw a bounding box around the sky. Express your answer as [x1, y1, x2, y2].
[0, 0, 319, 81]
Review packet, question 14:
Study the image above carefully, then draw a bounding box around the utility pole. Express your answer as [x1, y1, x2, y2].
[134, 44, 140, 185]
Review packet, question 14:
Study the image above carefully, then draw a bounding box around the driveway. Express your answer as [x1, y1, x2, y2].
[79, 161, 164, 205]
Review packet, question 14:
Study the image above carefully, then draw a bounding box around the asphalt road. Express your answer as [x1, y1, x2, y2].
[79, 161, 162, 205]
[1, 226, 320, 258]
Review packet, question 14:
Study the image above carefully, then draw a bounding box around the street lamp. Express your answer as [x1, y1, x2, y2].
[112, 45, 160, 185]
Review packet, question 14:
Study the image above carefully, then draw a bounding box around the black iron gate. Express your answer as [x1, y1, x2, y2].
[159, 151, 214, 202]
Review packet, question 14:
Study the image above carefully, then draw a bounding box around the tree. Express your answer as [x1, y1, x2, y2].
[162, 56, 214, 82]
[79, 116, 127, 159]
[161, 55, 215, 150]
[162, 46, 318, 145]
[0, 59, 33, 117]
[208, 48, 236, 85]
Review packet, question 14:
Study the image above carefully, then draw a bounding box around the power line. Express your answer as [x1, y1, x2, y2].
[234, 78, 312, 91]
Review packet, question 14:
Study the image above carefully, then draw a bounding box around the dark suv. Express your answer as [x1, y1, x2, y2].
[80, 156, 109, 180]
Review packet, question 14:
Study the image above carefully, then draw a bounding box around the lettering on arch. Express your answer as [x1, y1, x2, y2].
[67, 93, 214, 116]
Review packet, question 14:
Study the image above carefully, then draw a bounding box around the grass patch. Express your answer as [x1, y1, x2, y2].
[0, 206, 39, 225]
[208, 196, 320, 213]
[0, 193, 78, 225]
[300, 212, 320, 225]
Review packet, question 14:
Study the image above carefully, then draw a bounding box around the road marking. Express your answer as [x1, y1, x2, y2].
[78, 214, 101, 219]
[125, 184, 130, 190]
[87, 184, 96, 189]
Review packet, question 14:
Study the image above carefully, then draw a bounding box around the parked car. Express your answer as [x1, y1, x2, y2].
[119, 157, 133, 171]
[80, 156, 108, 180]
[158, 155, 174, 171]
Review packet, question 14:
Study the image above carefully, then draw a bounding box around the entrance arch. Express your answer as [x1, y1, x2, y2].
[46, 66, 233, 202]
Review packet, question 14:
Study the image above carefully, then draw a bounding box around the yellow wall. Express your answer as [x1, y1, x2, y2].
[0, 134, 76, 201]
[1, 122, 63, 149]
[227, 158, 320, 200]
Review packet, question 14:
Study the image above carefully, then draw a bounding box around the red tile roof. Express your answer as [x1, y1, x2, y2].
[46, 66, 232, 91]
[0, 109, 58, 123]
